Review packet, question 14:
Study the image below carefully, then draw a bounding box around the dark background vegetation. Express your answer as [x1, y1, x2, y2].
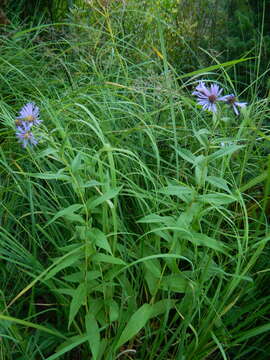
[2, 0, 269, 95]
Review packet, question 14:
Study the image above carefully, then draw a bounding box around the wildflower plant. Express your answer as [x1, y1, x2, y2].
[16, 102, 42, 126]
[15, 102, 42, 148]
[192, 81, 224, 113]
[193, 81, 247, 115]
[1, 7, 266, 357]
[221, 94, 247, 115]
[15, 122, 38, 148]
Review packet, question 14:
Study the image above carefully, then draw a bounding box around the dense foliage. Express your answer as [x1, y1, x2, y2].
[0, 0, 270, 359]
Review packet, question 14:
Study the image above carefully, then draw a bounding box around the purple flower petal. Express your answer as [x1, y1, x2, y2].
[235, 101, 247, 108]
[220, 94, 247, 115]
[16, 122, 38, 148]
[232, 104, 239, 115]
[17, 102, 42, 126]
[196, 81, 211, 97]
[192, 81, 224, 113]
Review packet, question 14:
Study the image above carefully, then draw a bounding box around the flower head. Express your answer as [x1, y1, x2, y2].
[192, 81, 224, 113]
[16, 122, 38, 148]
[221, 94, 247, 115]
[16, 102, 41, 127]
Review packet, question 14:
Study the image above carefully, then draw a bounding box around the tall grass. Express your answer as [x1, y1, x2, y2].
[0, 2, 270, 359]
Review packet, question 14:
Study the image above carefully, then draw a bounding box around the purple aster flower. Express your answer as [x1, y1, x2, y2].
[16, 102, 41, 127]
[192, 81, 224, 113]
[16, 122, 38, 148]
[220, 94, 247, 115]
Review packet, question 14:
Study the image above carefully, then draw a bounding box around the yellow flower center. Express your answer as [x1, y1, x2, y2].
[23, 132, 31, 139]
[25, 115, 35, 122]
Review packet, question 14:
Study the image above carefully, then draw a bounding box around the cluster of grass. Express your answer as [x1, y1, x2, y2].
[1, 2, 270, 359]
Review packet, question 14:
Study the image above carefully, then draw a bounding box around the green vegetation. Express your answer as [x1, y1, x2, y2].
[0, 0, 270, 359]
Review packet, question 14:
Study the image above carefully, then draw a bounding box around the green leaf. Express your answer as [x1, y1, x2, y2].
[92, 254, 126, 265]
[176, 203, 201, 227]
[69, 283, 87, 328]
[195, 156, 207, 187]
[85, 313, 100, 360]
[87, 228, 112, 254]
[145, 270, 158, 295]
[206, 176, 231, 193]
[36, 147, 58, 159]
[175, 147, 196, 164]
[150, 299, 176, 318]
[54, 288, 76, 297]
[160, 274, 189, 293]
[87, 187, 121, 210]
[208, 145, 243, 161]
[44, 251, 82, 280]
[28, 169, 70, 181]
[184, 232, 229, 255]
[109, 300, 119, 322]
[144, 259, 161, 278]
[71, 153, 82, 173]
[0, 314, 66, 339]
[252, 233, 270, 248]
[137, 214, 173, 224]
[64, 213, 85, 224]
[160, 185, 194, 203]
[116, 304, 153, 349]
[239, 171, 268, 192]
[198, 193, 237, 206]
[63, 270, 101, 283]
[234, 323, 270, 343]
[46, 204, 84, 227]
[193, 128, 210, 148]
[144, 258, 162, 294]
[46, 334, 89, 360]
[178, 57, 254, 79]
[211, 331, 227, 360]
[153, 229, 172, 242]
[82, 180, 103, 188]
